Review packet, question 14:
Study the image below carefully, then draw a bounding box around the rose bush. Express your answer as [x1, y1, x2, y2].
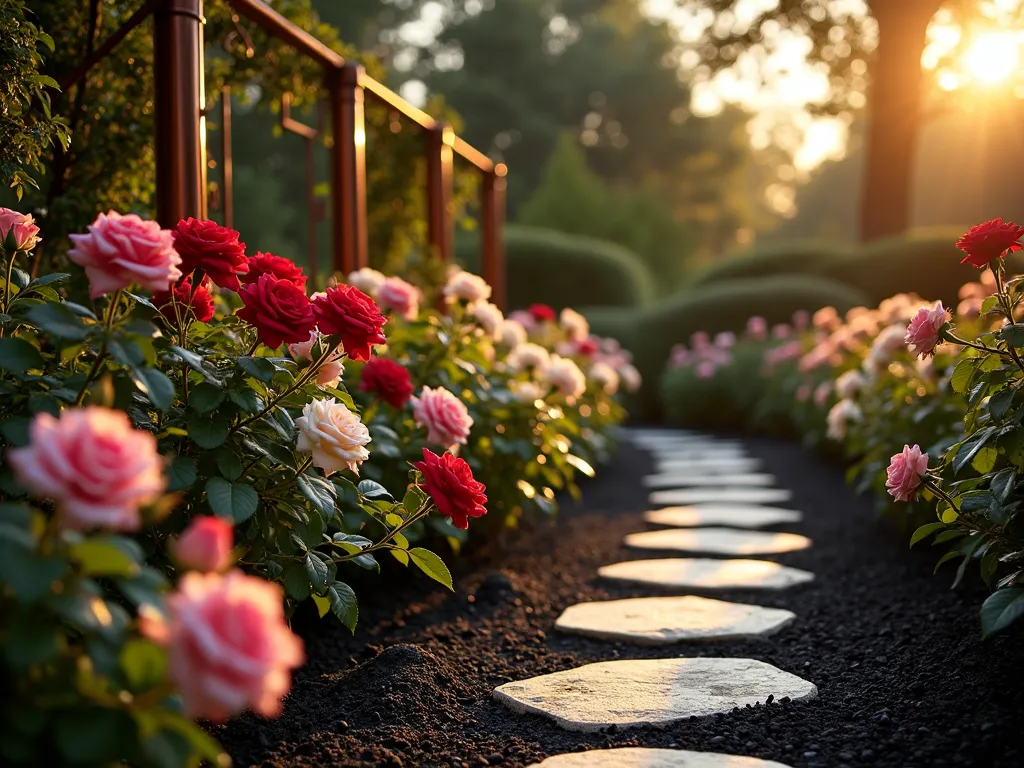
[0, 205, 637, 766]
[659, 219, 1024, 637]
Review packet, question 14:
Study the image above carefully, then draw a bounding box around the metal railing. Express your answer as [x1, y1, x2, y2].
[62, 0, 508, 306]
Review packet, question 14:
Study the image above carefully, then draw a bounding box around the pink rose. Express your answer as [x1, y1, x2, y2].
[696, 360, 717, 380]
[905, 301, 949, 359]
[411, 386, 473, 448]
[886, 444, 929, 502]
[173, 516, 234, 572]
[376, 276, 421, 321]
[145, 570, 304, 722]
[746, 316, 768, 340]
[7, 407, 164, 531]
[0, 207, 40, 251]
[68, 211, 182, 299]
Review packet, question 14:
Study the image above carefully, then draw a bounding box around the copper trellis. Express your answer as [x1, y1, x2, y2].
[60, 0, 507, 308]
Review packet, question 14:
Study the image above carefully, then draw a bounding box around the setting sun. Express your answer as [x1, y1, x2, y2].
[963, 31, 1020, 85]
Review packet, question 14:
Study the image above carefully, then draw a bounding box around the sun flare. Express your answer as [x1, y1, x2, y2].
[963, 31, 1020, 85]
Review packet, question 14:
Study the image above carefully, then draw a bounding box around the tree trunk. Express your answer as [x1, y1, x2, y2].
[859, 1, 940, 241]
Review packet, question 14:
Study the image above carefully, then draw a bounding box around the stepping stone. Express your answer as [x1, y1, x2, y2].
[644, 505, 803, 529]
[650, 449, 749, 462]
[643, 472, 775, 489]
[624, 527, 811, 556]
[598, 558, 814, 590]
[650, 488, 792, 506]
[530, 748, 793, 767]
[554, 595, 795, 644]
[493, 658, 817, 732]
[655, 458, 762, 474]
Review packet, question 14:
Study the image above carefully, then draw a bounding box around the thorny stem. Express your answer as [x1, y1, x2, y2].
[229, 346, 335, 435]
[992, 265, 1024, 376]
[74, 290, 122, 406]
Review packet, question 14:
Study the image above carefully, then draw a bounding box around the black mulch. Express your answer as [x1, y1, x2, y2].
[215, 434, 1024, 768]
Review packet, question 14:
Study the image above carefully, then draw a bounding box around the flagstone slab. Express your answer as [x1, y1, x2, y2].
[624, 527, 811, 556]
[654, 458, 762, 474]
[650, 488, 792, 506]
[643, 472, 775, 489]
[530, 748, 793, 767]
[554, 595, 796, 644]
[598, 558, 815, 591]
[493, 658, 817, 732]
[644, 505, 803, 529]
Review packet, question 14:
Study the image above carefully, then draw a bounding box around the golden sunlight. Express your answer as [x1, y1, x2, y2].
[962, 31, 1020, 85]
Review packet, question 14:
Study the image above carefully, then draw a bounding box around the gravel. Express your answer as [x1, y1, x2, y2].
[215, 435, 1024, 768]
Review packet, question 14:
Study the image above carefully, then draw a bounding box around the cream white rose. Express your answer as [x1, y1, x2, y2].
[444, 269, 492, 303]
[588, 361, 620, 395]
[544, 354, 586, 401]
[295, 398, 370, 476]
[347, 267, 386, 295]
[559, 307, 589, 341]
[499, 319, 528, 349]
[470, 301, 504, 339]
[507, 342, 551, 374]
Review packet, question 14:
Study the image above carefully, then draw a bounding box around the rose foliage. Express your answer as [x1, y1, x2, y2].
[0, 207, 636, 766]
[660, 219, 1024, 639]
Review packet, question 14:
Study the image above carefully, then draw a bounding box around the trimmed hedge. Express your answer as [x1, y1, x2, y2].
[587, 274, 870, 419]
[688, 240, 854, 287]
[817, 229, 1014, 307]
[456, 225, 654, 309]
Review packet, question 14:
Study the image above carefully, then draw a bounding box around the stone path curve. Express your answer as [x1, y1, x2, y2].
[494, 429, 814, 767]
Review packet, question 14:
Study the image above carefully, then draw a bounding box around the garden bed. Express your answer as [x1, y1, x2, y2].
[216, 436, 1024, 768]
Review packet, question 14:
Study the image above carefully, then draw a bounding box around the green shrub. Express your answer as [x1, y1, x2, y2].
[457, 225, 654, 310]
[611, 274, 870, 418]
[687, 240, 852, 287]
[818, 229, 993, 307]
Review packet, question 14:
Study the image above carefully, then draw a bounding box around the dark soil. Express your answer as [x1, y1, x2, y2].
[216, 435, 1024, 768]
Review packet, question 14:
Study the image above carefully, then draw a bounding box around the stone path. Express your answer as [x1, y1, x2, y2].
[530, 748, 794, 767]
[495, 429, 815, 766]
[644, 505, 803, 529]
[623, 527, 811, 556]
[643, 472, 776, 488]
[554, 595, 796, 644]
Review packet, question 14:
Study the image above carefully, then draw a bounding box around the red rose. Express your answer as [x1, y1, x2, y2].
[243, 251, 306, 290]
[414, 448, 487, 530]
[956, 218, 1024, 268]
[359, 358, 413, 408]
[153, 276, 215, 324]
[528, 303, 556, 323]
[237, 274, 316, 349]
[173, 218, 249, 291]
[311, 285, 387, 362]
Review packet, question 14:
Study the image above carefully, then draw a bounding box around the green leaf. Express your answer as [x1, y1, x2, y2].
[390, 549, 410, 565]
[910, 522, 946, 547]
[358, 479, 394, 502]
[950, 358, 978, 395]
[215, 448, 243, 482]
[170, 345, 207, 375]
[189, 382, 225, 415]
[188, 416, 230, 449]
[999, 324, 1024, 347]
[69, 538, 140, 577]
[980, 588, 1024, 636]
[227, 388, 263, 413]
[281, 561, 311, 600]
[941, 507, 959, 524]
[167, 456, 197, 492]
[972, 445, 999, 474]
[409, 547, 453, 590]
[132, 367, 174, 412]
[328, 581, 359, 632]
[311, 593, 331, 618]
[55, 708, 134, 763]
[5, 615, 60, 667]
[989, 388, 1016, 421]
[990, 468, 1016, 502]
[120, 639, 166, 691]
[25, 302, 90, 340]
[0, 337, 44, 374]
[204, 478, 258, 522]
[237, 356, 276, 383]
[304, 554, 330, 595]
[298, 474, 336, 520]
[0, 539, 67, 602]
[27, 273, 70, 290]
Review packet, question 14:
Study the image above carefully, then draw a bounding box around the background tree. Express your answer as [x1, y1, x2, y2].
[411, 0, 772, 258]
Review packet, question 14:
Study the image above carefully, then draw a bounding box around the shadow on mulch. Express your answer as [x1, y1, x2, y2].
[214, 435, 1024, 768]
